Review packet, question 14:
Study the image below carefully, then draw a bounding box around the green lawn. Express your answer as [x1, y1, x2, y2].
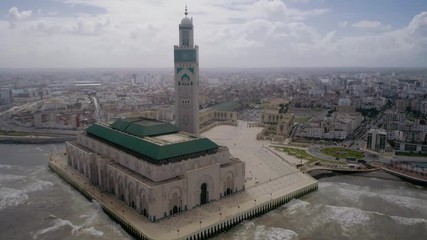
[294, 116, 311, 123]
[274, 146, 341, 165]
[320, 147, 365, 159]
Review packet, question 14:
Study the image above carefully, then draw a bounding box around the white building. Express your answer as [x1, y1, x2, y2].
[65, 8, 245, 222]
[66, 118, 245, 222]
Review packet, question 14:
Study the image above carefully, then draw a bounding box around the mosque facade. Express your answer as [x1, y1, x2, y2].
[65, 9, 245, 222]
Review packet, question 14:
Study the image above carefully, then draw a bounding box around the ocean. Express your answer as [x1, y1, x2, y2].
[0, 144, 426, 240]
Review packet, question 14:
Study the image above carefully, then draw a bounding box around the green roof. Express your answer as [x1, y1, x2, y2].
[111, 118, 179, 137]
[86, 122, 218, 163]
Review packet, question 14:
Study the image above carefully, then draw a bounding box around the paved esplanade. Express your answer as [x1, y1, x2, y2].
[50, 121, 316, 239]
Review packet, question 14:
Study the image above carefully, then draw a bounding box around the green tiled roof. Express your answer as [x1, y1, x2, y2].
[111, 118, 179, 137]
[86, 123, 218, 163]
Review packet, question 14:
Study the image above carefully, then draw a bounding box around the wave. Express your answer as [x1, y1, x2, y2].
[0, 178, 53, 210]
[0, 164, 12, 169]
[34, 147, 44, 152]
[320, 181, 427, 211]
[233, 222, 298, 240]
[33, 218, 76, 238]
[254, 225, 298, 240]
[79, 226, 104, 237]
[32, 217, 105, 239]
[0, 173, 25, 182]
[283, 199, 311, 213]
[24, 180, 54, 193]
[379, 194, 427, 211]
[0, 187, 29, 210]
[322, 204, 427, 229]
[391, 216, 427, 225]
[323, 205, 371, 228]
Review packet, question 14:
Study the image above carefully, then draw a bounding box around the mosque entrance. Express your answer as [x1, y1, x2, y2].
[200, 183, 208, 205]
[173, 205, 178, 214]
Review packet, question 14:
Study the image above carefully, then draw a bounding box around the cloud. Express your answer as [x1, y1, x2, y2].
[338, 21, 348, 28]
[0, 1, 426, 68]
[8, 7, 32, 28]
[29, 16, 110, 36]
[352, 20, 391, 31]
[407, 12, 427, 37]
[246, 0, 329, 22]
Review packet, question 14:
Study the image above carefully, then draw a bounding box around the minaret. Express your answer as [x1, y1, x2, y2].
[174, 6, 199, 135]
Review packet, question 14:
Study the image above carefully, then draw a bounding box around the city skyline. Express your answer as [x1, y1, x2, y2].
[1, 0, 427, 68]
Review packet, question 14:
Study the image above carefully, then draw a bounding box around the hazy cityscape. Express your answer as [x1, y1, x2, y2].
[1, 1, 427, 240]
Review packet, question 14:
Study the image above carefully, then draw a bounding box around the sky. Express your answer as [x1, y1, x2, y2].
[0, 0, 427, 68]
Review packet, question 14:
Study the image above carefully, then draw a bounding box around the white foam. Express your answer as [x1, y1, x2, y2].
[78, 226, 104, 237]
[379, 194, 426, 210]
[391, 216, 427, 225]
[324, 205, 370, 228]
[320, 181, 426, 211]
[33, 218, 77, 238]
[0, 173, 25, 182]
[254, 225, 298, 240]
[283, 199, 310, 213]
[0, 179, 53, 210]
[0, 187, 29, 210]
[243, 221, 256, 230]
[34, 147, 43, 152]
[0, 164, 12, 169]
[33, 217, 104, 239]
[24, 180, 54, 193]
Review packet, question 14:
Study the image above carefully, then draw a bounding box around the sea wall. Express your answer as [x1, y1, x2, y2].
[49, 155, 318, 240]
[180, 182, 318, 240]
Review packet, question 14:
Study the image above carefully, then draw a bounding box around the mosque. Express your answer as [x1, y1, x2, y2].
[65, 7, 245, 222]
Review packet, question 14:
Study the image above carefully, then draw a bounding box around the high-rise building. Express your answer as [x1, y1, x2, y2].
[174, 6, 199, 136]
[367, 129, 387, 151]
[0, 88, 13, 105]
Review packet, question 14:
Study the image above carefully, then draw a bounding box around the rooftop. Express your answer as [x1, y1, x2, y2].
[86, 118, 219, 163]
[110, 117, 179, 137]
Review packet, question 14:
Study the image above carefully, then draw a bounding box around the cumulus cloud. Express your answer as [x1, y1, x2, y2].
[246, 0, 329, 22]
[407, 12, 427, 37]
[0, 1, 426, 67]
[352, 20, 391, 31]
[30, 17, 110, 36]
[8, 7, 32, 28]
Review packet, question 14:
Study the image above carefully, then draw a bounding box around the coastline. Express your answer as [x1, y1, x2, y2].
[48, 152, 318, 240]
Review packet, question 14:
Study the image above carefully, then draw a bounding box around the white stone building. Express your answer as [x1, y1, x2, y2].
[66, 117, 245, 222]
[65, 9, 245, 222]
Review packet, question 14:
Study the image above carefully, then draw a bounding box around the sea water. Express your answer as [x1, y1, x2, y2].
[0, 144, 426, 240]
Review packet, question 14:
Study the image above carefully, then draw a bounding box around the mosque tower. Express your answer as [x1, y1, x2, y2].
[174, 6, 199, 136]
